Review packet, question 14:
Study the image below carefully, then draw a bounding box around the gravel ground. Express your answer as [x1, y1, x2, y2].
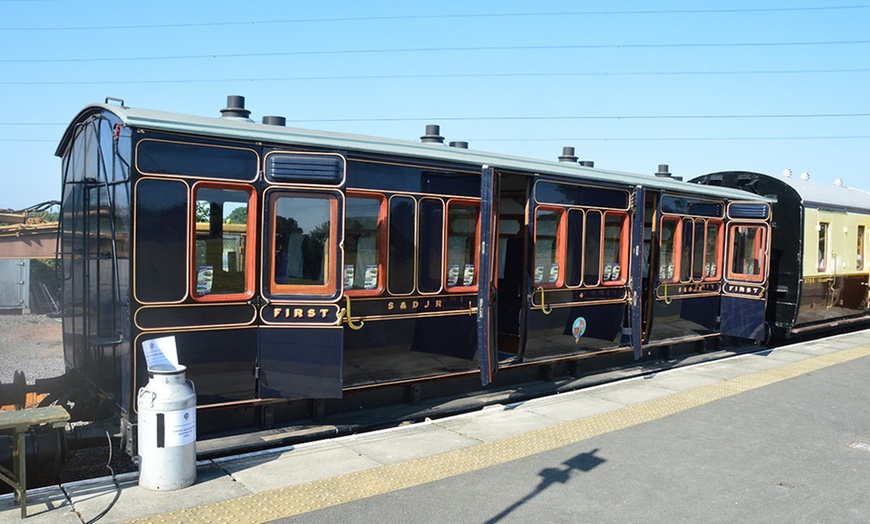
[0, 313, 137, 484]
[0, 312, 65, 383]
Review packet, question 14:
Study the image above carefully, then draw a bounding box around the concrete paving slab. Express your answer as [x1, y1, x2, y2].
[339, 422, 481, 465]
[65, 463, 251, 524]
[642, 368, 725, 392]
[218, 441, 383, 492]
[522, 393, 627, 422]
[587, 380, 677, 406]
[437, 406, 554, 442]
[0, 487, 78, 524]
[757, 348, 816, 363]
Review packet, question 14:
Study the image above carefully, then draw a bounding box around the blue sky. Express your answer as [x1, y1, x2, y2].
[1, 0, 868, 210]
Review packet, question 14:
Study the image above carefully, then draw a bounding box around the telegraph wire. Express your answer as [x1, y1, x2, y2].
[2, 68, 869, 85]
[2, 40, 870, 64]
[3, 112, 870, 127]
[2, 5, 869, 31]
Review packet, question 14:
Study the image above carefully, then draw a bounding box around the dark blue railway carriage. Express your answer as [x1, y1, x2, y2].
[55, 96, 771, 455]
[692, 171, 870, 338]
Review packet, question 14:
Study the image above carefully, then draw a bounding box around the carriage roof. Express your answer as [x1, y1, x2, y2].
[58, 102, 770, 204]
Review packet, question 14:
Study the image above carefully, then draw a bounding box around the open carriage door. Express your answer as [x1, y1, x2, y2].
[477, 166, 499, 385]
[720, 202, 772, 342]
[628, 186, 645, 359]
[257, 152, 345, 399]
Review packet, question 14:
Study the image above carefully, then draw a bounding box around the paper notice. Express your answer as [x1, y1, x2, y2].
[143, 336, 180, 370]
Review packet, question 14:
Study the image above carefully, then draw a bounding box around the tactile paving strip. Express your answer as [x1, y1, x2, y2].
[123, 344, 870, 524]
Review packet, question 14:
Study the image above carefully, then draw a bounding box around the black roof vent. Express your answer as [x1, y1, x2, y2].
[655, 164, 672, 178]
[262, 116, 287, 126]
[579, 160, 595, 168]
[448, 141, 469, 149]
[558, 146, 578, 163]
[221, 95, 252, 121]
[421, 124, 445, 144]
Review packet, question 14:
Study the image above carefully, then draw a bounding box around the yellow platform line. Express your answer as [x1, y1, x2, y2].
[124, 344, 870, 524]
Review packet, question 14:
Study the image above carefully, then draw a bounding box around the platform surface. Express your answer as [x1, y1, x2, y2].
[2, 330, 869, 523]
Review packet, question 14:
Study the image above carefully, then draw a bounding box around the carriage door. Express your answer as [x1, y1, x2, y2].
[477, 167, 499, 385]
[721, 202, 771, 342]
[257, 152, 345, 399]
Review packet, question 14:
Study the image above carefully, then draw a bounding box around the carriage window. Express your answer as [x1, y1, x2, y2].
[584, 211, 602, 286]
[388, 196, 416, 295]
[728, 225, 766, 281]
[858, 225, 866, 270]
[270, 193, 338, 296]
[704, 221, 723, 280]
[446, 202, 480, 290]
[659, 217, 679, 283]
[817, 222, 829, 272]
[680, 218, 694, 282]
[345, 195, 384, 295]
[692, 219, 706, 280]
[535, 208, 564, 287]
[602, 212, 627, 284]
[566, 210, 585, 286]
[193, 184, 255, 300]
[418, 198, 444, 294]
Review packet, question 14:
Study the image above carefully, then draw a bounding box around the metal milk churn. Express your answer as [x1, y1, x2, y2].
[137, 364, 197, 490]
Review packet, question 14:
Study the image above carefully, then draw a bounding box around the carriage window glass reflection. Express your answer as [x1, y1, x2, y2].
[680, 218, 694, 282]
[704, 221, 722, 280]
[729, 225, 765, 280]
[418, 198, 444, 293]
[584, 211, 602, 286]
[817, 222, 829, 272]
[535, 208, 563, 287]
[659, 218, 679, 283]
[602, 213, 626, 283]
[446, 203, 480, 289]
[566, 210, 584, 286]
[194, 186, 252, 298]
[692, 219, 706, 280]
[345, 195, 383, 293]
[388, 196, 416, 295]
[271, 194, 336, 294]
[858, 225, 865, 270]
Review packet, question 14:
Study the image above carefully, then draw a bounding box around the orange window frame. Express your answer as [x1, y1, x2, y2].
[601, 211, 630, 286]
[443, 199, 481, 293]
[268, 192, 340, 297]
[659, 216, 682, 283]
[344, 192, 387, 297]
[534, 206, 567, 289]
[703, 220, 724, 281]
[727, 224, 767, 282]
[190, 181, 257, 303]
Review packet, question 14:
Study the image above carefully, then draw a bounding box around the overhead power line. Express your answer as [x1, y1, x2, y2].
[3, 40, 870, 64]
[2, 5, 869, 31]
[2, 68, 869, 86]
[2, 112, 870, 127]
[3, 135, 870, 144]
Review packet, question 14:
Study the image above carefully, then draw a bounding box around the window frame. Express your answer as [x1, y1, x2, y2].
[659, 216, 682, 284]
[817, 222, 829, 272]
[701, 219, 724, 282]
[443, 198, 482, 293]
[726, 224, 767, 282]
[190, 181, 257, 303]
[267, 190, 341, 298]
[533, 205, 567, 289]
[344, 191, 387, 298]
[600, 211, 630, 287]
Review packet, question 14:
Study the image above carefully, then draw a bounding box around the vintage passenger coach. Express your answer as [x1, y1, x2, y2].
[55, 96, 773, 455]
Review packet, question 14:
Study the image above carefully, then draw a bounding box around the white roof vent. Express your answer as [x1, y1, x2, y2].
[782, 168, 792, 178]
[835, 178, 844, 187]
[801, 172, 810, 181]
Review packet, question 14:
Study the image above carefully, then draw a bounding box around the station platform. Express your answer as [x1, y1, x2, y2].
[2, 330, 869, 523]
